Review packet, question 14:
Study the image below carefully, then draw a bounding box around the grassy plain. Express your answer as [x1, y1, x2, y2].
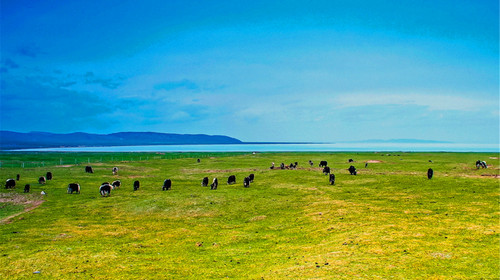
[0, 152, 499, 279]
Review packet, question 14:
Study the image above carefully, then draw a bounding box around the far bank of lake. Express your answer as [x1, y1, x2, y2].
[10, 143, 499, 153]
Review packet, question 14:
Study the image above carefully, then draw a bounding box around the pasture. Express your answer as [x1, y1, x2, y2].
[0, 152, 499, 279]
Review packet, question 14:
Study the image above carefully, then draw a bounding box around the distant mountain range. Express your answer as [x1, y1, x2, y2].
[0, 131, 242, 150]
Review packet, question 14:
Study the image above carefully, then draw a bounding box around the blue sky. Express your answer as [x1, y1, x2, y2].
[1, 0, 498, 143]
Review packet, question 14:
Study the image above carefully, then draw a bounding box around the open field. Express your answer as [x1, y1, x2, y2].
[0, 152, 499, 279]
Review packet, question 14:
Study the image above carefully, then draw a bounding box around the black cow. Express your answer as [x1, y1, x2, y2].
[227, 175, 236, 185]
[16, 174, 20, 181]
[112, 180, 121, 189]
[202, 177, 209, 187]
[85, 166, 94, 173]
[67, 183, 80, 194]
[248, 174, 254, 182]
[210, 178, 218, 190]
[309, 160, 314, 166]
[46, 172, 53, 180]
[329, 174, 336, 185]
[197, 158, 201, 163]
[348, 165, 357, 175]
[163, 179, 172, 191]
[289, 163, 295, 169]
[24, 184, 30, 193]
[348, 159, 354, 163]
[112, 167, 118, 175]
[476, 160, 487, 169]
[280, 163, 285, 170]
[427, 168, 434, 179]
[100, 183, 111, 197]
[38, 176, 46, 184]
[319, 161, 328, 167]
[5, 179, 15, 189]
[323, 166, 331, 175]
[243, 177, 250, 188]
[133, 180, 140, 191]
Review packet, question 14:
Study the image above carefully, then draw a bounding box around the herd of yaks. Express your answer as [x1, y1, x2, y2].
[2, 158, 489, 196]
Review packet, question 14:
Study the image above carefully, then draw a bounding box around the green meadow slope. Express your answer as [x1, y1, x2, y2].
[0, 152, 499, 279]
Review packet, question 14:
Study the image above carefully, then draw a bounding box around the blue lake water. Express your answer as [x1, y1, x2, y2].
[12, 143, 499, 153]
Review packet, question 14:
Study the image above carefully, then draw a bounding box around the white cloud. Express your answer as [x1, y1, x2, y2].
[334, 93, 491, 111]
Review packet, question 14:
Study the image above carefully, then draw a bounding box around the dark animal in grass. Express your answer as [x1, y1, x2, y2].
[365, 162, 368, 168]
[319, 161, 328, 167]
[309, 160, 314, 166]
[100, 183, 111, 196]
[227, 175, 236, 185]
[67, 183, 80, 194]
[133, 180, 140, 191]
[289, 163, 295, 169]
[112, 167, 118, 175]
[210, 178, 218, 190]
[46, 172, 53, 180]
[248, 174, 254, 182]
[85, 166, 93, 173]
[197, 158, 201, 163]
[476, 160, 487, 169]
[112, 180, 121, 189]
[348, 159, 354, 163]
[16, 174, 20, 181]
[163, 179, 172, 191]
[38, 176, 46, 184]
[329, 174, 335, 185]
[348, 166, 357, 175]
[24, 184, 30, 193]
[427, 168, 434, 179]
[243, 177, 250, 188]
[270, 162, 275, 169]
[323, 166, 331, 175]
[280, 163, 285, 170]
[5, 179, 15, 189]
[202, 177, 209, 187]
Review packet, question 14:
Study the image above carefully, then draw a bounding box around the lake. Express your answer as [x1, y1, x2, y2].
[11, 143, 499, 152]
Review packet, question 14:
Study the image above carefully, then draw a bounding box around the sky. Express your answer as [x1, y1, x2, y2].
[1, 0, 498, 143]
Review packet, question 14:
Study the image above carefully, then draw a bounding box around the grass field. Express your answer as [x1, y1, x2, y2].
[0, 151, 499, 279]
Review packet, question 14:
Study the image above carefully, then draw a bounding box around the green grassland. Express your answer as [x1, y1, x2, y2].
[0, 152, 498, 279]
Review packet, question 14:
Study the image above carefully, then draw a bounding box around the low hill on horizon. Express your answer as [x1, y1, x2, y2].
[0, 131, 243, 150]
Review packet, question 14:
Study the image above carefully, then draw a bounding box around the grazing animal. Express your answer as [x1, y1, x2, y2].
[476, 160, 487, 169]
[99, 183, 111, 197]
[348, 166, 357, 175]
[280, 163, 285, 170]
[309, 160, 313, 166]
[112, 167, 118, 175]
[133, 180, 140, 191]
[227, 175, 236, 185]
[427, 168, 434, 179]
[202, 177, 209, 187]
[323, 166, 331, 175]
[365, 162, 368, 168]
[16, 174, 20, 181]
[163, 179, 172, 191]
[211, 178, 218, 190]
[112, 180, 121, 189]
[197, 158, 201, 163]
[270, 162, 275, 169]
[67, 183, 80, 194]
[46, 172, 53, 180]
[248, 174, 254, 182]
[38, 176, 46, 184]
[5, 179, 16, 189]
[243, 177, 250, 188]
[329, 174, 335, 185]
[24, 184, 30, 193]
[85, 166, 93, 173]
[41, 191, 46, 195]
[348, 159, 354, 163]
[319, 161, 328, 167]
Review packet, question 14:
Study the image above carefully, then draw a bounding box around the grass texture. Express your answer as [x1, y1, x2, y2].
[0, 152, 498, 279]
